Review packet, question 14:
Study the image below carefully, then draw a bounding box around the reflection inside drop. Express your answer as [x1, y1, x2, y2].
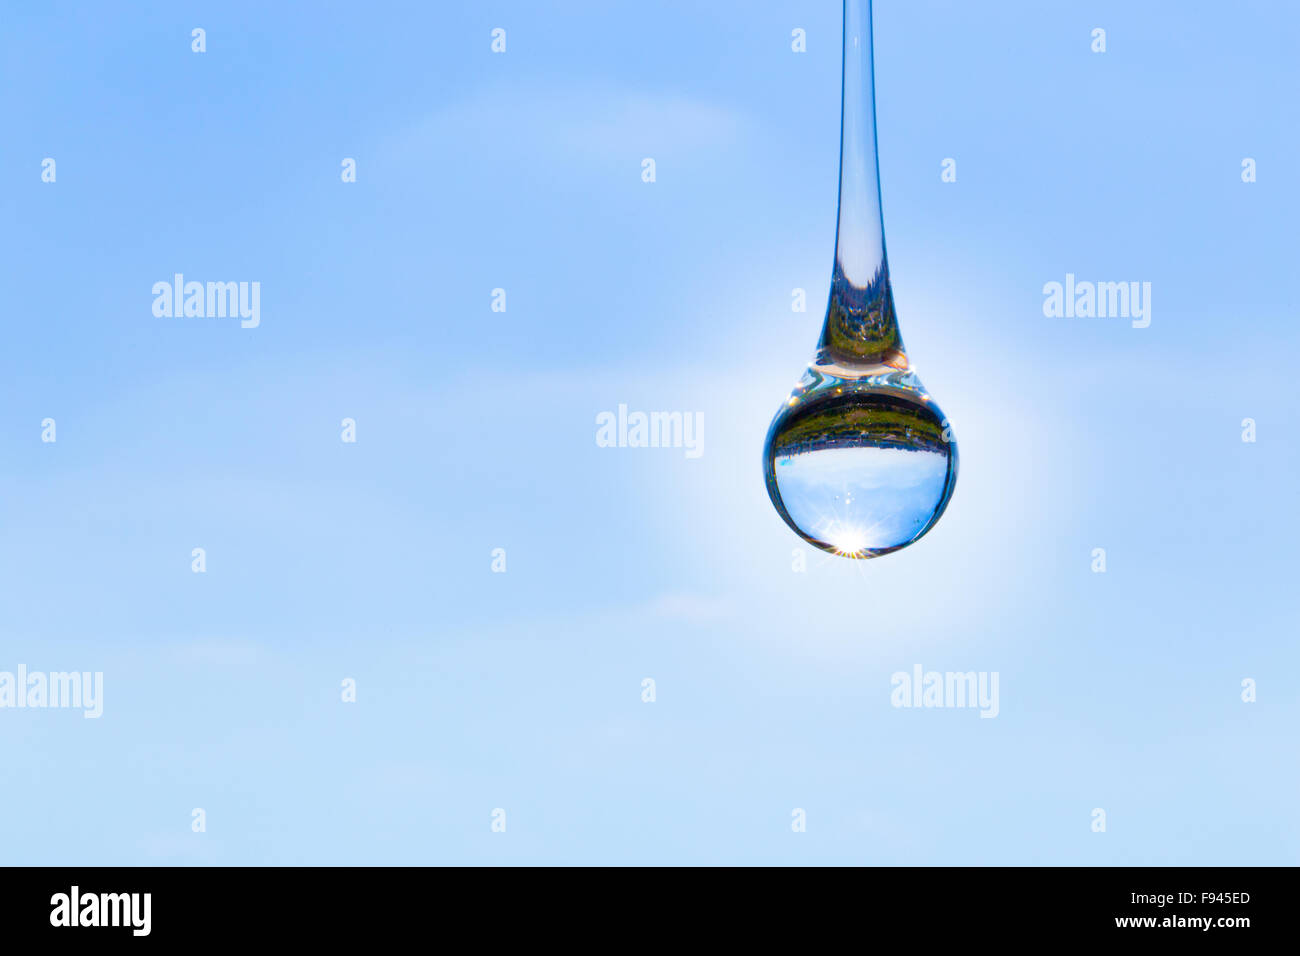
[764, 382, 957, 558]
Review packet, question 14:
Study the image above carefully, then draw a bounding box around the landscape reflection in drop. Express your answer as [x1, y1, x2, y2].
[764, 379, 956, 558]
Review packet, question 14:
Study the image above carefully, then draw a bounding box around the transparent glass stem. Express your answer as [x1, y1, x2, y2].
[820, 0, 904, 372]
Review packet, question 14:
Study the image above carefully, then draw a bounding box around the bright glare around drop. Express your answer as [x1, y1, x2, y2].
[825, 522, 869, 558]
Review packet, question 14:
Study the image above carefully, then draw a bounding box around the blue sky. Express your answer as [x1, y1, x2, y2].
[1, 1, 1296, 864]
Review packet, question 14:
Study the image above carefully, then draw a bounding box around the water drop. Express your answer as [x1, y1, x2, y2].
[763, 0, 957, 559]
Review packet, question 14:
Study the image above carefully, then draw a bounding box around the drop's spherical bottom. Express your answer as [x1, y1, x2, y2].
[763, 383, 957, 558]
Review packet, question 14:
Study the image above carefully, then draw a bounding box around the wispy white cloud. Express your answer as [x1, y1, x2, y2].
[382, 84, 749, 169]
[644, 592, 736, 623]
[165, 638, 267, 668]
